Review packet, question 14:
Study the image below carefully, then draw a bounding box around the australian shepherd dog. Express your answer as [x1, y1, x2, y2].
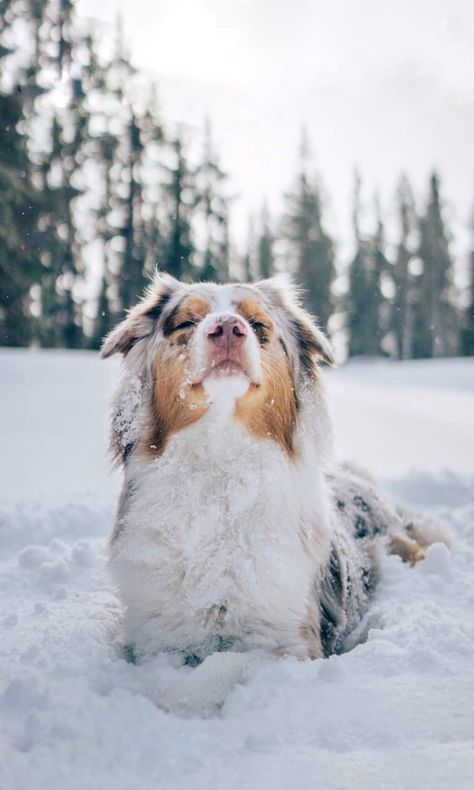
[102, 273, 443, 663]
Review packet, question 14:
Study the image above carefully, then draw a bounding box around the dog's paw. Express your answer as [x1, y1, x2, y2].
[388, 533, 427, 566]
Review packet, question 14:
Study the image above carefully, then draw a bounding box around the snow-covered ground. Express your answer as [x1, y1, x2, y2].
[1, 349, 473, 790]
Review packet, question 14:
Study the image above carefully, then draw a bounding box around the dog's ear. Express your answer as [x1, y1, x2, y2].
[101, 272, 179, 358]
[255, 274, 335, 368]
[290, 312, 335, 369]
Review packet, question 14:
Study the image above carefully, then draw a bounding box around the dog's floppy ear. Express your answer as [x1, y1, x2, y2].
[290, 311, 335, 369]
[101, 272, 179, 359]
[255, 274, 335, 367]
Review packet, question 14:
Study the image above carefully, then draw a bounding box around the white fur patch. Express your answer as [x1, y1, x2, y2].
[203, 372, 250, 408]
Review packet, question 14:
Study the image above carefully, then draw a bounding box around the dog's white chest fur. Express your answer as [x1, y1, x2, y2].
[111, 390, 331, 658]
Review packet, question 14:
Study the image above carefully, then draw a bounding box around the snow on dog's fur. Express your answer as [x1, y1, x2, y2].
[102, 273, 442, 662]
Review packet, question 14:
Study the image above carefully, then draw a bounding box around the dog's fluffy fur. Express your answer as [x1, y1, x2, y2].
[102, 273, 443, 661]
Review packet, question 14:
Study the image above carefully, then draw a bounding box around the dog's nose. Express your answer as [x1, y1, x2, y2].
[207, 317, 248, 349]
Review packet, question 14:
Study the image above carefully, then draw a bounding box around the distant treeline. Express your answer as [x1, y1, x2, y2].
[1, 0, 473, 358]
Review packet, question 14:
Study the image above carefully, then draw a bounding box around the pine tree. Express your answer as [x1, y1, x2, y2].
[283, 139, 335, 330]
[241, 217, 255, 283]
[346, 176, 387, 358]
[117, 107, 147, 310]
[241, 206, 275, 285]
[0, 0, 44, 346]
[256, 202, 275, 280]
[90, 31, 164, 344]
[88, 27, 134, 343]
[372, 199, 391, 349]
[99, 31, 147, 314]
[460, 218, 474, 356]
[196, 121, 230, 282]
[91, 27, 164, 321]
[88, 66, 122, 347]
[0, 90, 43, 345]
[346, 250, 374, 358]
[139, 85, 165, 278]
[414, 173, 459, 358]
[392, 176, 416, 359]
[162, 133, 196, 280]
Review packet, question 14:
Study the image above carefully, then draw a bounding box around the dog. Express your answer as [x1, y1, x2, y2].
[102, 273, 443, 662]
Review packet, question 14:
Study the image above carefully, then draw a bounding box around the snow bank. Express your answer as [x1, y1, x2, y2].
[1, 351, 473, 789]
[327, 357, 474, 477]
[0, 349, 120, 505]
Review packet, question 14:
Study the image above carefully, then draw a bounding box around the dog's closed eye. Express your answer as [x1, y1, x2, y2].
[247, 318, 271, 344]
[174, 319, 198, 331]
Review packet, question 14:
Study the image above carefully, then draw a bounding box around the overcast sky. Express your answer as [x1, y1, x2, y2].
[81, 0, 474, 263]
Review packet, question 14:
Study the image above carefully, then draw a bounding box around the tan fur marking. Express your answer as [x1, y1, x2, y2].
[170, 297, 210, 341]
[237, 297, 274, 331]
[299, 605, 323, 659]
[389, 533, 426, 566]
[142, 349, 209, 458]
[235, 344, 297, 458]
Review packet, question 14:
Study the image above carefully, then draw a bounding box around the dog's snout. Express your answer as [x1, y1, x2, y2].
[207, 317, 248, 349]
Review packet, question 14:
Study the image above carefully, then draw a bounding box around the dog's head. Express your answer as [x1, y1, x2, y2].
[102, 273, 334, 461]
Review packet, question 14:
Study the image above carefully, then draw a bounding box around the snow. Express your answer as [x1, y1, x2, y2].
[1, 350, 473, 790]
[328, 357, 474, 476]
[0, 349, 120, 506]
